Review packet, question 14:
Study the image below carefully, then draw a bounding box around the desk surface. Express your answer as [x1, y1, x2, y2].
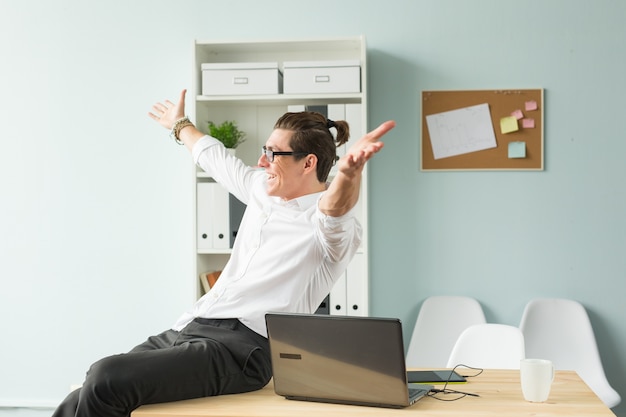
[132, 370, 615, 417]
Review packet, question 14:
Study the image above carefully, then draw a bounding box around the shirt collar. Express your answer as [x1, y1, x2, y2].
[276, 191, 323, 210]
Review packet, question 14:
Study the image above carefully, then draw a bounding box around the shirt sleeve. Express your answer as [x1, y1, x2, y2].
[191, 135, 222, 165]
[314, 202, 362, 263]
[191, 135, 261, 205]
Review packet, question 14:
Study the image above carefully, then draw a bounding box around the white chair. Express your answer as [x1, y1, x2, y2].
[519, 298, 621, 408]
[446, 323, 526, 369]
[406, 296, 486, 368]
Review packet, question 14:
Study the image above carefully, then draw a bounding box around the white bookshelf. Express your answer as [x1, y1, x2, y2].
[191, 36, 369, 316]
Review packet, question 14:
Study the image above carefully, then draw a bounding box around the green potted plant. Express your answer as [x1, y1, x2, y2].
[207, 120, 246, 149]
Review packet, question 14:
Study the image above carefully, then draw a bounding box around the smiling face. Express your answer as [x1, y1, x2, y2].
[258, 128, 321, 201]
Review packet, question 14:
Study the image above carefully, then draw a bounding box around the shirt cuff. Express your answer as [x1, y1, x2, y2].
[192, 135, 221, 165]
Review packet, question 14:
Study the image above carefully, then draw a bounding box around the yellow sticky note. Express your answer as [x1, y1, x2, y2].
[500, 116, 519, 134]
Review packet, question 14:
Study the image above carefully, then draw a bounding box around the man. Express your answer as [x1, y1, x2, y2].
[52, 89, 394, 417]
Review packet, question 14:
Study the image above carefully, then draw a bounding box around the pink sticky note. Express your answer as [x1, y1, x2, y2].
[511, 109, 524, 120]
[525, 100, 538, 111]
[522, 118, 535, 129]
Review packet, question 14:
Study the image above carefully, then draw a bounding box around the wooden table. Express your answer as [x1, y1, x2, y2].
[132, 369, 615, 416]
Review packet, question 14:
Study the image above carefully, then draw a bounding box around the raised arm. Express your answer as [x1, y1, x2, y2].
[318, 120, 396, 217]
[148, 89, 204, 151]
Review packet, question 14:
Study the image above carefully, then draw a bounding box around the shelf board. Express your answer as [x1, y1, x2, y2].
[196, 93, 362, 106]
[198, 249, 232, 255]
[194, 37, 364, 65]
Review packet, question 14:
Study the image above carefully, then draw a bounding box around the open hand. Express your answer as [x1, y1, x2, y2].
[148, 89, 187, 130]
[337, 120, 396, 177]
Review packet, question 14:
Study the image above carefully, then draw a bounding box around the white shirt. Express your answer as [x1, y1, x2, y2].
[172, 136, 362, 337]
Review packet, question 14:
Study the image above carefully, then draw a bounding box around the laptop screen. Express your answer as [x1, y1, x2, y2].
[265, 313, 424, 408]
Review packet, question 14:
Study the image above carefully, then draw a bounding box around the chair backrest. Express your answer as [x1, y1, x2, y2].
[519, 298, 621, 408]
[406, 296, 486, 368]
[446, 323, 526, 369]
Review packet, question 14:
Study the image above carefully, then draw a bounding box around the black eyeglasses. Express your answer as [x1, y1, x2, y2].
[261, 146, 307, 163]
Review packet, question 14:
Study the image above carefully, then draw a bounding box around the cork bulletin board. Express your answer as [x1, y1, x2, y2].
[421, 89, 544, 171]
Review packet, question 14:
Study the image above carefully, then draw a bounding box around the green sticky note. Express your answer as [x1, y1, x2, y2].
[508, 141, 526, 158]
[500, 116, 519, 134]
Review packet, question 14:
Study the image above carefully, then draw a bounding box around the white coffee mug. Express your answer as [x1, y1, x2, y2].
[520, 358, 555, 402]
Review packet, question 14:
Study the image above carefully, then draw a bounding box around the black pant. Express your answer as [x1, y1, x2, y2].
[52, 318, 272, 417]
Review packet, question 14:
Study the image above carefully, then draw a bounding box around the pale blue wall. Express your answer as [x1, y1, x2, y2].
[1, 0, 624, 416]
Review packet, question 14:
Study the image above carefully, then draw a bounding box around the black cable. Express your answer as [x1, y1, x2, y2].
[456, 364, 484, 379]
[427, 364, 483, 401]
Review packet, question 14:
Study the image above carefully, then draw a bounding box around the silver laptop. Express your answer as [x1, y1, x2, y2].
[265, 313, 433, 409]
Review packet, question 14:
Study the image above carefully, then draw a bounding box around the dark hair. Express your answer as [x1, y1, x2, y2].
[274, 111, 350, 182]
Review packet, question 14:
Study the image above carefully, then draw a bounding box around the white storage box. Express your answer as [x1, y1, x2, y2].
[283, 60, 361, 94]
[201, 62, 282, 96]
